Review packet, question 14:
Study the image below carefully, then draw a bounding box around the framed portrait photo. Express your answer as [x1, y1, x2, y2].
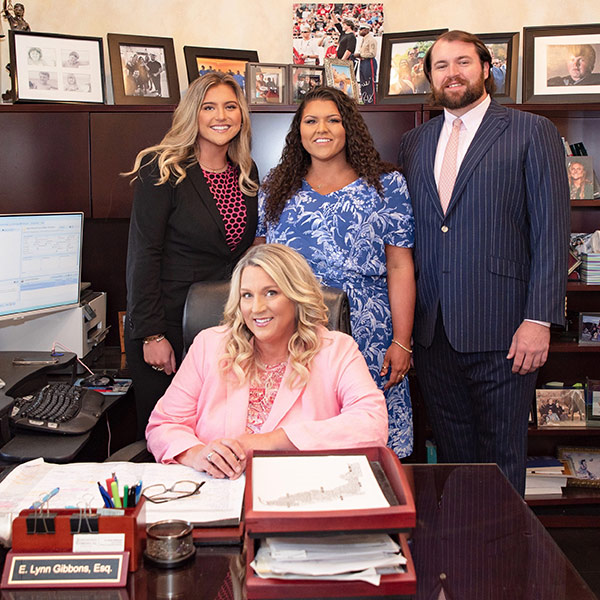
[246, 63, 288, 106]
[566, 156, 595, 200]
[558, 447, 600, 488]
[8, 30, 105, 104]
[184, 46, 258, 92]
[377, 29, 447, 105]
[579, 312, 600, 345]
[323, 58, 359, 102]
[476, 32, 519, 104]
[535, 388, 586, 428]
[523, 24, 600, 104]
[586, 379, 600, 424]
[107, 33, 179, 105]
[290, 65, 324, 103]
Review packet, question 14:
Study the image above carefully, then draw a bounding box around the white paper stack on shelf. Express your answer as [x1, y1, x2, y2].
[250, 533, 407, 586]
[525, 456, 569, 498]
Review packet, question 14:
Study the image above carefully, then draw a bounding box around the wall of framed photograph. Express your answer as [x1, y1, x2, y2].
[107, 33, 179, 105]
[523, 24, 600, 104]
[246, 63, 288, 105]
[377, 29, 447, 105]
[476, 32, 519, 104]
[289, 65, 324, 103]
[183, 46, 258, 93]
[8, 30, 105, 104]
[323, 58, 359, 103]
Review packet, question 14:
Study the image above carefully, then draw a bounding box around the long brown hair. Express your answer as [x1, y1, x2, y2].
[261, 86, 395, 224]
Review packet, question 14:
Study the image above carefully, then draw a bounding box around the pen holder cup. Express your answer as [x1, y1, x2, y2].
[11, 497, 147, 572]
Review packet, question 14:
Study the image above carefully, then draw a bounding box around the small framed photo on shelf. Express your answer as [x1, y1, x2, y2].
[323, 58, 359, 102]
[476, 32, 519, 104]
[246, 63, 288, 105]
[8, 30, 105, 104]
[535, 388, 586, 427]
[579, 312, 600, 345]
[289, 65, 324, 103]
[558, 446, 600, 488]
[567, 156, 595, 200]
[107, 33, 179, 105]
[377, 29, 447, 104]
[586, 379, 600, 424]
[523, 24, 600, 104]
[183, 46, 258, 91]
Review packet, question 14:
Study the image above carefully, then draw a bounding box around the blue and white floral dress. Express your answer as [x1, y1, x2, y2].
[257, 171, 415, 457]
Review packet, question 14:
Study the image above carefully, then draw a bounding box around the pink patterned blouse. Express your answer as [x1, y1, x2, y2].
[246, 362, 287, 433]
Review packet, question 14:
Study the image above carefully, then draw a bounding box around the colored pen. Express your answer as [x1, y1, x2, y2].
[106, 477, 114, 492]
[135, 481, 142, 504]
[128, 486, 136, 507]
[112, 472, 119, 486]
[123, 485, 129, 508]
[30, 487, 60, 510]
[97, 482, 113, 508]
[110, 481, 122, 508]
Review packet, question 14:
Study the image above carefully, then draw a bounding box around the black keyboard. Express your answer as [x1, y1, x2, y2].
[9, 383, 105, 435]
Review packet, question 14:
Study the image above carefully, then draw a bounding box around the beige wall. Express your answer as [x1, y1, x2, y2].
[0, 0, 598, 101]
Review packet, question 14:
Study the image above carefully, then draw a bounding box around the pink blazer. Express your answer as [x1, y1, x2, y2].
[146, 325, 388, 463]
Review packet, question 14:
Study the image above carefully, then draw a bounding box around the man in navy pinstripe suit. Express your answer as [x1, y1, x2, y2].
[398, 31, 570, 495]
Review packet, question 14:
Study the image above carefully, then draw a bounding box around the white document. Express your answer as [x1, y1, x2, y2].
[0, 459, 245, 546]
[252, 455, 390, 512]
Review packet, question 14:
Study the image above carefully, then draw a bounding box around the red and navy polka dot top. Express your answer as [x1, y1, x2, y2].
[202, 163, 247, 251]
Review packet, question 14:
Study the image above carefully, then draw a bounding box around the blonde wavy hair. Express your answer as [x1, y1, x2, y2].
[123, 71, 257, 196]
[220, 244, 329, 387]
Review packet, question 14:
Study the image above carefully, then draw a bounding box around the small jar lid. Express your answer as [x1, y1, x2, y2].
[146, 520, 193, 540]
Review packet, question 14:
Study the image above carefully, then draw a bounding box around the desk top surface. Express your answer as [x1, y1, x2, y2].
[1, 463, 595, 599]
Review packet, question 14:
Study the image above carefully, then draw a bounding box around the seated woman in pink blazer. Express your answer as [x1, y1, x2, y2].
[146, 243, 388, 479]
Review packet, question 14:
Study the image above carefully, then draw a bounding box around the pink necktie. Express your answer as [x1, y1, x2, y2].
[438, 118, 462, 214]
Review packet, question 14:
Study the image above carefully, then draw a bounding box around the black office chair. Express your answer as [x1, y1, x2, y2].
[107, 281, 351, 462]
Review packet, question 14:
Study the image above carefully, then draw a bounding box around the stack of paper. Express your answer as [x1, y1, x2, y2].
[581, 254, 600, 284]
[250, 533, 407, 586]
[525, 456, 569, 498]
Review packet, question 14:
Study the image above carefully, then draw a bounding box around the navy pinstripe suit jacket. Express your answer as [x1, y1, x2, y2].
[398, 99, 570, 352]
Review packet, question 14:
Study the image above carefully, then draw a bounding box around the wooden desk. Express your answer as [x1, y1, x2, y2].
[1, 464, 596, 599]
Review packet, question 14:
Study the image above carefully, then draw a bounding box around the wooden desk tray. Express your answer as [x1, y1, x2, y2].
[11, 499, 146, 572]
[245, 532, 416, 599]
[245, 447, 416, 537]
[192, 521, 244, 545]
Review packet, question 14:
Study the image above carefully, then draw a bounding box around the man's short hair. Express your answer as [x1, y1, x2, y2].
[567, 44, 596, 72]
[423, 30, 495, 96]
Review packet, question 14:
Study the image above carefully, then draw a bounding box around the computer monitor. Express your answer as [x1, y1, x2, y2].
[0, 212, 84, 321]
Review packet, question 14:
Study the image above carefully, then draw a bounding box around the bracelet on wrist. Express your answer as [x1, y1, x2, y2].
[391, 339, 412, 354]
[143, 334, 165, 344]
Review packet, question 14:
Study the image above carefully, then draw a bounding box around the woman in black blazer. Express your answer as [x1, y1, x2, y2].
[124, 71, 259, 438]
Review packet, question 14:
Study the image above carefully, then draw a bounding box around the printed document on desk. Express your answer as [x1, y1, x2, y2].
[252, 455, 390, 512]
[0, 459, 245, 545]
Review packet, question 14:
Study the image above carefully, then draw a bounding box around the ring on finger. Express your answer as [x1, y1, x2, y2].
[206, 452, 214, 462]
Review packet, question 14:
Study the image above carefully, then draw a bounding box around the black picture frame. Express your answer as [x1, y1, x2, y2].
[246, 63, 289, 106]
[579, 312, 600, 346]
[523, 24, 600, 104]
[377, 29, 447, 105]
[183, 46, 259, 93]
[107, 33, 179, 105]
[476, 32, 519, 104]
[8, 30, 105, 104]
[289, 65, 324, 103]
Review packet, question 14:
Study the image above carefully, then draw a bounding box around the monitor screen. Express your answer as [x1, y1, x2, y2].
[0, 213, 83, 320]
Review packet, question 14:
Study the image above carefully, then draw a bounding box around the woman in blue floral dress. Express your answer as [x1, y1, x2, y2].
[256, 87, 415, 457]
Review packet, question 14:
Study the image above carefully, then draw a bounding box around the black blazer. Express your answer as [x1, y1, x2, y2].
[126, 159, 258, 341]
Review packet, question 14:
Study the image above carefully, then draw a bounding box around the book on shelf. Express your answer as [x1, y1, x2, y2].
[580, 254, 600, 284]
[525, 456, 571, 499]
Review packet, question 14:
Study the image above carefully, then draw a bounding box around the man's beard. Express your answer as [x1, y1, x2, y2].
[430, 72, 486, 110]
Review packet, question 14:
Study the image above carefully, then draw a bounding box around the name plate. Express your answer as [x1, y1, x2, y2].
[1, 551, 129, 588]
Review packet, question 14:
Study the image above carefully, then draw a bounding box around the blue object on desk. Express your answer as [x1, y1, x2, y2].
[30, 487, 60, 509]
[97, 482, 113, 508]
